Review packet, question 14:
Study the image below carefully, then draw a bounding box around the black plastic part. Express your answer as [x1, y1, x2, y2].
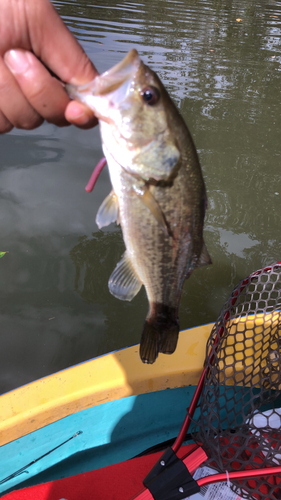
[143, 447, 200, 500]
[133, 434, 193, 459]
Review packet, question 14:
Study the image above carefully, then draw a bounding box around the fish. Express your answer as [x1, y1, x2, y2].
[66, 49, 211, 364]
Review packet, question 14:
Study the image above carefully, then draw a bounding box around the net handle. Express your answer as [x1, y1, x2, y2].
[197, 465, 281, 488]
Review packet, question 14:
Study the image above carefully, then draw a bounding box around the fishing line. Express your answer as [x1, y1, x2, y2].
[0, 431, 82, 485]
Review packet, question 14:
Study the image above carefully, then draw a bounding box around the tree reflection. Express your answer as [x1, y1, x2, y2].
[70, 230, 125, 303]
[69, 230, 147, 350]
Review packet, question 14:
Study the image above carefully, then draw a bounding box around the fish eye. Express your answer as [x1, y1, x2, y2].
[140, 86, 160, 106]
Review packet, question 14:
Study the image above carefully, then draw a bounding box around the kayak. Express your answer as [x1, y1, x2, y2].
[2, 310, 281, 500]
[0, 323, 213, 497]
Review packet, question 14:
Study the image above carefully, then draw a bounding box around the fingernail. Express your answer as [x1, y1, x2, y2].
[4, 49, 30, 74]
[69, 101, 85, 119]
[68, 101, 91, 125]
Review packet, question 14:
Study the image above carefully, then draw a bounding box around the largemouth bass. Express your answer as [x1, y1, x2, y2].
[67, 49, 211, 364]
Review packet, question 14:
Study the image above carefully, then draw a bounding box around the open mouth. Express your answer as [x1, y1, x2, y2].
[66, 49, 141, 101]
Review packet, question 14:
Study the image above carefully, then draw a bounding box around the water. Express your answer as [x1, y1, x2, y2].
[0, 0, 281, 393]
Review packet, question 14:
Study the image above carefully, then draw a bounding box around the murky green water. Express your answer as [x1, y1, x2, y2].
[0, 0, 281, 393]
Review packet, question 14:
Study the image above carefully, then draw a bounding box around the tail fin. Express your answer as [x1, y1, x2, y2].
[139, 304, 179, 364]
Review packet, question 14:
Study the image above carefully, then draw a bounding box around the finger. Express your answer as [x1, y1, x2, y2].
[26, 0, 99, 85]
[65, 100, 98, 129]
[0, 55, 43, 130]
[0, 109, 13, 134]
[4, 49, 70, 127]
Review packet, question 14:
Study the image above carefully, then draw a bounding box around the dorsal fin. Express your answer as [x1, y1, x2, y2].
[197, 242, 212, 267]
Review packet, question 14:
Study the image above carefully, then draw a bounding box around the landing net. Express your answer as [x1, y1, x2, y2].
[192, 262, 281, 500]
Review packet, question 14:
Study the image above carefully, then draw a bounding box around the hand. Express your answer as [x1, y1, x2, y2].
[0, 0, 99, 133]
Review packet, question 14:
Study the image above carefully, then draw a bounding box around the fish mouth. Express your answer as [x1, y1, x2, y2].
[66, 49, 141, 103]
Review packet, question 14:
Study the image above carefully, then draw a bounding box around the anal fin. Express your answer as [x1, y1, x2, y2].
[108, 251, 142, 301]
[96, 190, 119, 229]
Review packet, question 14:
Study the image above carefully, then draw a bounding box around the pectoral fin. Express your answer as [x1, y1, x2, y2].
[108, 251, 142, 301]
[96, 190, 119, 229]
[134, 186, 170, 236]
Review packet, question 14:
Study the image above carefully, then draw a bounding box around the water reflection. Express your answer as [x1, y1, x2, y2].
[0, 0, 281, 392]
[0, 136, 62, 167]
[70, 231, 125, 303]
